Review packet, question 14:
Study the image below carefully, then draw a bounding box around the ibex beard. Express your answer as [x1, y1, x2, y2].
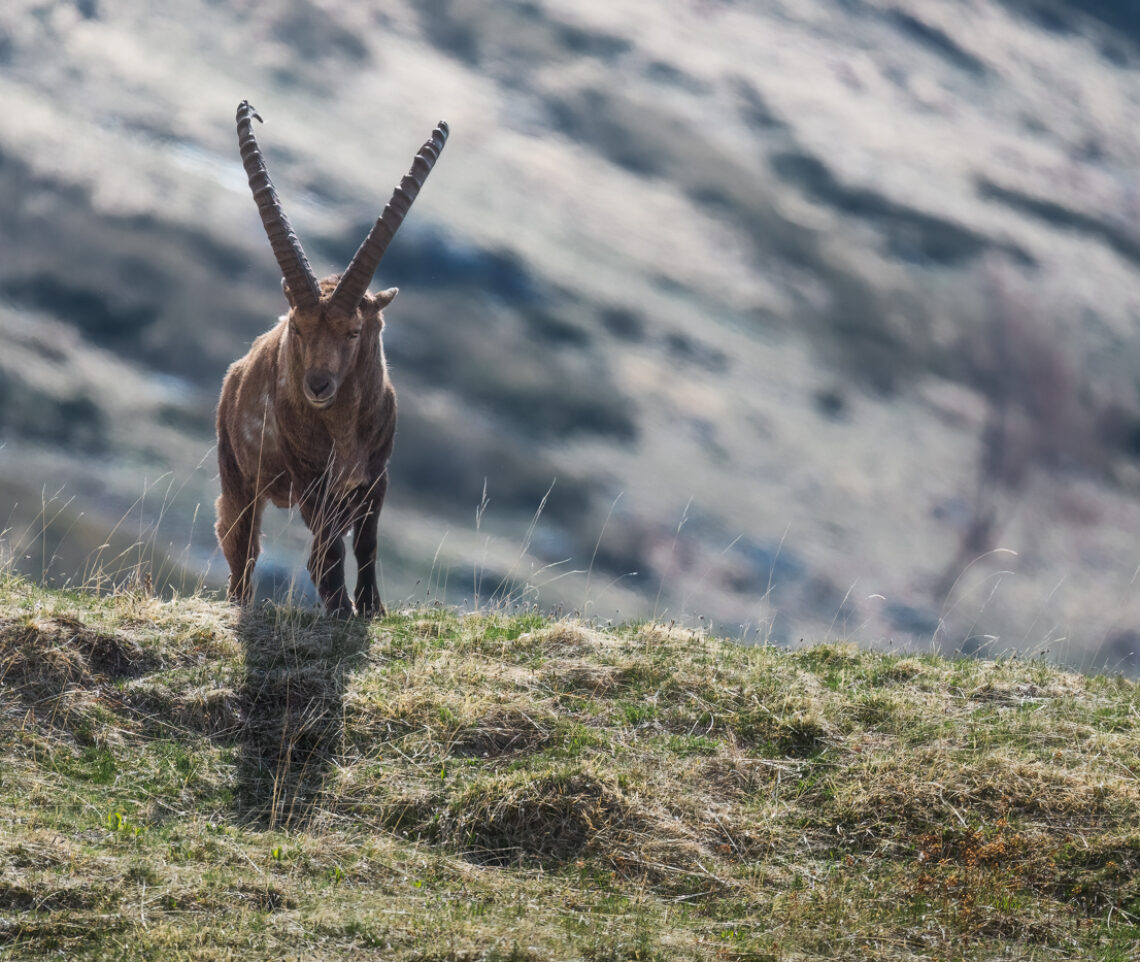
[215, 101, 448, 617]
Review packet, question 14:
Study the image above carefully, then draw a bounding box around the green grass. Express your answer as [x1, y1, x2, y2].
[1, 573, 1139, 960]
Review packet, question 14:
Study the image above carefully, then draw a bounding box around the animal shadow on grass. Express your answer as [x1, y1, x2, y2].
[235, 605, 371, 829]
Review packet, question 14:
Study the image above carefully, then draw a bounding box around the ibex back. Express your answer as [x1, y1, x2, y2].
[215, 101, 448, 616]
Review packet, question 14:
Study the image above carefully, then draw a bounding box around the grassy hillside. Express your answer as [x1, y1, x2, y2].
[1, 577, 1139, 960]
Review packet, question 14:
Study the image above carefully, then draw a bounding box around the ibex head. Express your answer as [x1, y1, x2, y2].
[235, 100, 448, 410]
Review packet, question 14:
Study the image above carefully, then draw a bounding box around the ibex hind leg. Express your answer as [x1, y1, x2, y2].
[352, 474, 388, 619]
[215, 490, 264, 606]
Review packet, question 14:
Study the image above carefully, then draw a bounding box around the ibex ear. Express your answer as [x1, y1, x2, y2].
[281, 277, 298, 308]
[374, 287, 398, 309]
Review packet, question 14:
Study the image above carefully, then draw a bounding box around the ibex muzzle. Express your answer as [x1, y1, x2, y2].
[215, 101, 448, 616]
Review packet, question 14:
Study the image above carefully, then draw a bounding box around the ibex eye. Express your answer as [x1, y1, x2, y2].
[348, 330, 361, 339]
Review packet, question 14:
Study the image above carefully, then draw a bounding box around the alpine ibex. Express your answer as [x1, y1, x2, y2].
[216, 101, 448, 616]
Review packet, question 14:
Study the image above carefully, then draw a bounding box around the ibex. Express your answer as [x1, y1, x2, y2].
[215, 101, 448, 616]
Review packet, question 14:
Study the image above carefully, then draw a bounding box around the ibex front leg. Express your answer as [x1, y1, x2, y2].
[301, 496, 352, 617]
[352, 472, 388, 618]
[216, 492, 264, 605]
[216, 423, 265, 605]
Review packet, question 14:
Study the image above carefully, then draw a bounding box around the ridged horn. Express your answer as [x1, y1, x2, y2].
[236, 101, 321, 310]
[329, 120, 449, 315]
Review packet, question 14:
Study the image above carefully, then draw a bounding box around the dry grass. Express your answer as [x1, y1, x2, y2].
[1, 574, 1139, 959]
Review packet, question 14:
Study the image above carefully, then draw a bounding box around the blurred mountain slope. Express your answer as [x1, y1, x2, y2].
[3, 0, 1140, 667]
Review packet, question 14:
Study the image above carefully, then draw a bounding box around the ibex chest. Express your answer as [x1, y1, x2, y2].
[272, 400, 382, 495]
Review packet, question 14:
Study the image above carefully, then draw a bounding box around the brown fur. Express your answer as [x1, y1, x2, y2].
[215, 277, 398, 616]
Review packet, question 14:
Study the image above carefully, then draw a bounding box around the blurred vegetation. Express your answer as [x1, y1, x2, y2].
[5, 0, 1140, 663]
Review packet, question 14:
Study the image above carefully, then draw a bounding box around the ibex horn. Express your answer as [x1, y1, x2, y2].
[330, 121, 449, 315]
[236, 101, 321, 310]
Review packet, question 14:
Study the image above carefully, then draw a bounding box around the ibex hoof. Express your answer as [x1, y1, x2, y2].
[354, 583, 385, 619]
[226, 585, 254, 608]
[356, 599, 387, 619]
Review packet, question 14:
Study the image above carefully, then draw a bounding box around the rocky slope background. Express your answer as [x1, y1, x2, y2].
[3, 0, 1140, 667]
